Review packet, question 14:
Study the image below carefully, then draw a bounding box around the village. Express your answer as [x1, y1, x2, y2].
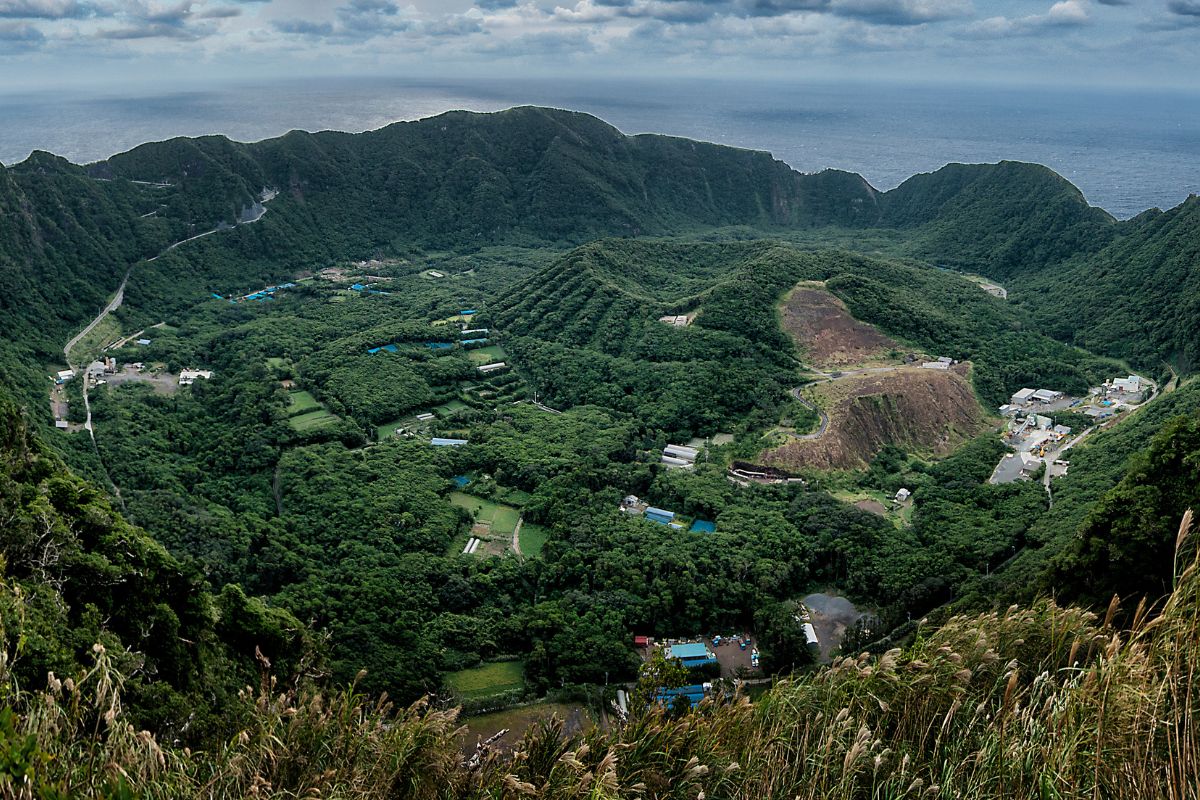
[989, 374, 1152, 485]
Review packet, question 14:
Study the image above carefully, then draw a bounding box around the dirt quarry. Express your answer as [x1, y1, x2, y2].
[765, 365, 987, 471]
[781, 284, 899, 368]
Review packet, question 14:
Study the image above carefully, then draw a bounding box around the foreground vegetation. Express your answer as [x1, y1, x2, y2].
[3, 512, 1197, 798]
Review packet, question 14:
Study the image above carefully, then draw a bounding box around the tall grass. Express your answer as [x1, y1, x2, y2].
[2, 511, 1199, 798]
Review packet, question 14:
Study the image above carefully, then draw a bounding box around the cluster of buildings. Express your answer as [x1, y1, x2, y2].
[1003, 387, 1065, 411]
[661, 443, 699, 469]
[178, 369, 214, 386]
[619, 495, 717, 533]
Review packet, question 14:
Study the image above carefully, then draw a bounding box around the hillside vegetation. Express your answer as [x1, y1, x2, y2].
[2, 105, 1200, 798]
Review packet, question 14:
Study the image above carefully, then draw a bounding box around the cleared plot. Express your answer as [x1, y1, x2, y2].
[265, 357, 288, 369]
[467, 345, 506, 365]
[518, 523, 550, 557]
[289, 409, 339, 432]
[445, 660, 525, 699]
[780, 284, 898, 369]
[459, 702, 592, 753]
[286, 390, 323, 416]
[449, 492, 521, 534]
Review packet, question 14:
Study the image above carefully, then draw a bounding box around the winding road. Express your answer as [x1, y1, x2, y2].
[58, 186, 277, 494]
[788, 365, 905, 441]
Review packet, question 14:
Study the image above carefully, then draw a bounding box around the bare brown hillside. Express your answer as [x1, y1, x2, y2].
[765, 365, 987, 470]
[780, 284, 899, 368]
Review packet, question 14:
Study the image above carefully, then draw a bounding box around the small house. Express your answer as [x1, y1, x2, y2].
[894, 488, 911, 503]
[86, 361, 107, 380]
[633, 635, 650, 648]
[55, 369, 75, 383]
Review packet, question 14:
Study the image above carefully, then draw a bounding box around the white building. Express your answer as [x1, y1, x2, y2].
[921, 361, 950, 370]
[477, 362, 507, 374]
[1011, 388, 1036, 405]
[895, 488, 911, 502]
[55, 369, 75, 383]
[1112, 375, 1142, 394]
[86, 361, 107, 380]
[179, 369, 214, 386]
[1032, 389, 1063, 403]
[664, 444, 699, 462]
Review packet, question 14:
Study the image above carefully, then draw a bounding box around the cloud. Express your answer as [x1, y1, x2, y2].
[0, 18, 44, 44]
[94, 1, 227, 40]
[0, 0, 102, 19]
[1168, 0, 1200, 15]
[831, 0, 971, 25]
[964, 0, 1088, 37]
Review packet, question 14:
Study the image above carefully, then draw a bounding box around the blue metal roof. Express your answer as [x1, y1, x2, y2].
[431, 438, 468, 447]
[645, 507, 675, 521]
[669, 643, 712, 661]
[350, 283, 365, 291]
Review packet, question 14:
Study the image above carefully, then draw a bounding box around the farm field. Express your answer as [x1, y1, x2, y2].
[449, 492, 521, 535]
[436, 399, 471, 417]
[289, 408, 339, 432]
[518, 522, 550, 557]
[286, 390, 323, 416]
[375, 415, 421, 440]
[467, 345, 506, 365]
[445, 660, 525, 700]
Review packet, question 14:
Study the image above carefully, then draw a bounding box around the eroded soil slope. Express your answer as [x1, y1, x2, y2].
[781, 284, 899, 368]
[765, 365, 987, 470]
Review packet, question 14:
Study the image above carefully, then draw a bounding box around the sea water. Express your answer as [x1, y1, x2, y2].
[2, 75, 1197, 219]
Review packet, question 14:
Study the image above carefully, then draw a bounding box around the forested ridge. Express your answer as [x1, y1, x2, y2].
[1, 106, 1199, 798]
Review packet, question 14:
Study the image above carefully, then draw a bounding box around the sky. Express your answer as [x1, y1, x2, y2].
[1, 0, 1198, 92]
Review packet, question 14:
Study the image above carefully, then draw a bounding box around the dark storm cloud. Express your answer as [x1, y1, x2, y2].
[1167, 0, 1200, 15]
[831, 0, 971, 26]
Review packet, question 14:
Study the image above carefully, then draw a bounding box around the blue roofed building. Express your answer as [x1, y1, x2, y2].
[654, 684, 707, 708]
[668, 643, 716, 668]
[350, 283, 366, 291]
[431, 438, 468, 447]
[644, 507, 676, 525]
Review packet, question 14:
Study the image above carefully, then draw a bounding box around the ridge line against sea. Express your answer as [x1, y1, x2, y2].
[3, 75, 1198, 220]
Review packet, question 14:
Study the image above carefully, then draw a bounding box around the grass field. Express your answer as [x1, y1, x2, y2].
[459, 702, 593, 751]
[435, 399, 470, 417]
[69, 314, 123, 364]
[445, 660, 525, 700]
[375, 416, 420, 440]
[495, 486, 532, 507]
[448, 492, 521, 535]
[467, 345, 506, 365]
[286, 390, 323, 417]
[265, 357, 288, 369]
[518, 523, 550, 557]
[289, 409, 339, 432]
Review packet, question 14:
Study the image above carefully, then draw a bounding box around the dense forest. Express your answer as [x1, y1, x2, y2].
[1, 106, 1199, 797]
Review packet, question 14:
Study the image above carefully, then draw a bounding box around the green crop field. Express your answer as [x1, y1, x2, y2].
[445, 660, 525, 699]
[448, 492, 521, 535]
[518, 523, 550, 557]
[289, 409, 339, 432]
[375, 416, 422, 440]
[467, 345, 506, 365]
[435, 399, 470, 416]
[286, 390, 324, 417]
[492, 505, 521, 536]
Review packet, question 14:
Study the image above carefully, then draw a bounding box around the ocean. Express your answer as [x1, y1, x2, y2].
[3, 76, 1197, 220]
